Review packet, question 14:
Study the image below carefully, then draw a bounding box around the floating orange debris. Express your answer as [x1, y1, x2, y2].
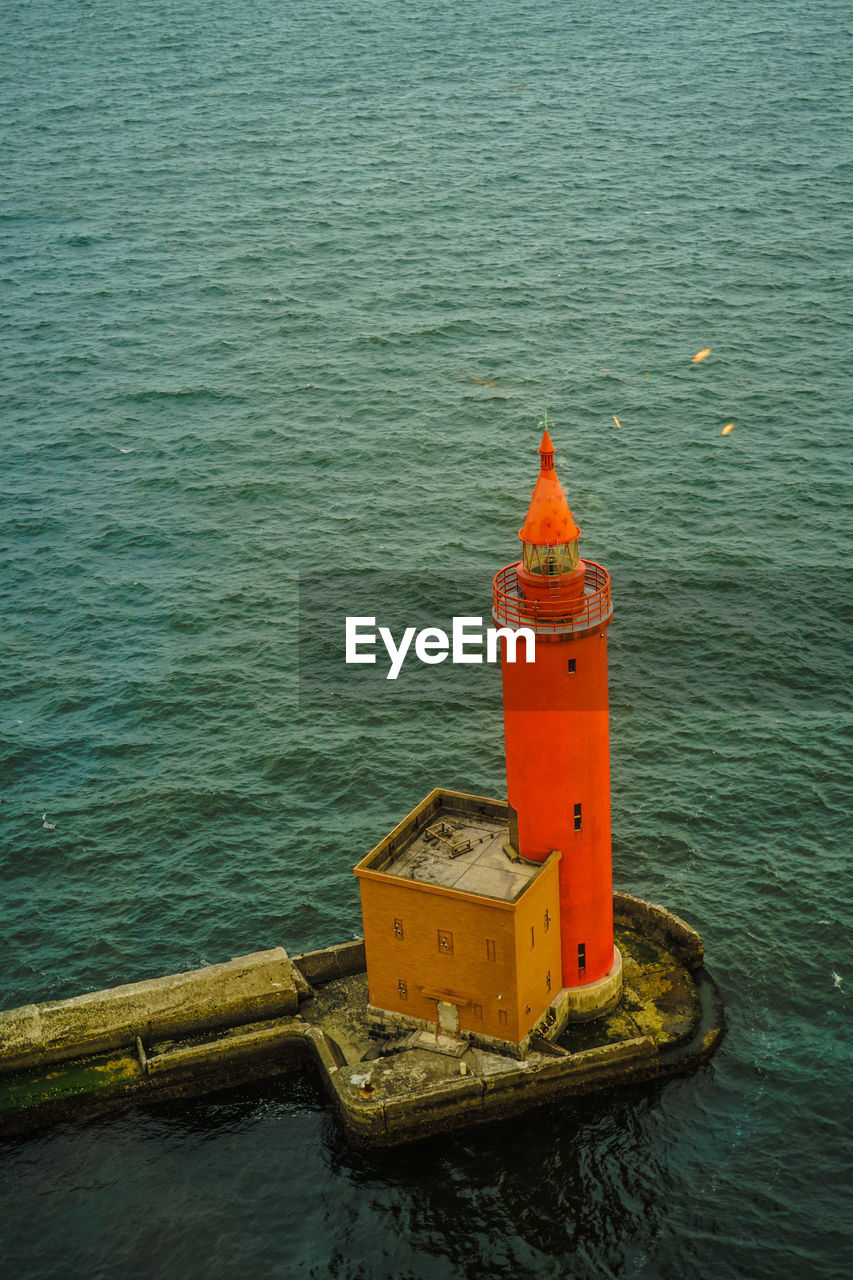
[692, 348, 711, 363]
[613, 416, 621, 428]
[722, 423, 734, 436]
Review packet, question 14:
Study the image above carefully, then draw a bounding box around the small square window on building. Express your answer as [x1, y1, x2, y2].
[485, 938, 496, 962]
[398, 979, 408, 999]
[567, 658, 576, 673]
[438, 929, 454, 955]
[498, 1009, 508, 1027]
[574, 802, 582, 831]
[578, 943, 586, 972]
[393, 918, 404, 938]
[473, 1003, 483, 1020]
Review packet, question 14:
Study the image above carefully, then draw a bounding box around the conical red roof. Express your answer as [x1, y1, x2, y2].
[518, 429, 581, 545]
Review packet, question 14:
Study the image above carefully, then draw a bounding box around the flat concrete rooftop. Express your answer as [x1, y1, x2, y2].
[378, 810, 537, 902]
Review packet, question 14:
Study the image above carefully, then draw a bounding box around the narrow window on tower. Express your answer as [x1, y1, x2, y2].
[567, 658, 576, 673]
[574, 802, 582, 831]
[438, 930, 454, 955]
[578, 943, 586, 973]
[398, 979, 408, 999]
[546, 970, 552, 992]
[393, 918, 404, 939]
[498, 1009, 508, 1027]
[485, 938, 496, 962]
[473, 1003, 483, 1020]
[544, 909, 551, 932]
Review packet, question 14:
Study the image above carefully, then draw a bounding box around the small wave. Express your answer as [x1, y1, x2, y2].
[118, 386, 242, 405]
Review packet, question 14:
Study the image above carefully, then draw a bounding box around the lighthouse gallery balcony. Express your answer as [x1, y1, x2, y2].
[492, 559, 613, 636]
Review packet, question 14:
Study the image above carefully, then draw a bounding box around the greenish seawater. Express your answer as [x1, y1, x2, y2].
[1, 1, 850, 1276]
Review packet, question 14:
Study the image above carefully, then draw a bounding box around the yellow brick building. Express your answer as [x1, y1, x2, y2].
[354, 789, 562, 1050]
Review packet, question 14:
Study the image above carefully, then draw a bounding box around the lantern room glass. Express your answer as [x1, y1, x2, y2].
[522, 540, 579, 576]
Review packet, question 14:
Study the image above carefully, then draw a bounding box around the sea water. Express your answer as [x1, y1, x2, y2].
[1, 1, 850, 1276]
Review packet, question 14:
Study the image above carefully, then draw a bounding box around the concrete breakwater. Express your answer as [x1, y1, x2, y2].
[0, 949, 305, 1075]
[613, 891, 705, 968]
[0, 899, 724, 1146]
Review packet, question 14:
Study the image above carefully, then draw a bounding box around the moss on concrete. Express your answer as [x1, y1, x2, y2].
[550, 924, 699, 1055]
[298, 972, 372, 1064]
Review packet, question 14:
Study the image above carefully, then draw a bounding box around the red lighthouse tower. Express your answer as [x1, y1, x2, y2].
[492, 424, 622, 1020]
